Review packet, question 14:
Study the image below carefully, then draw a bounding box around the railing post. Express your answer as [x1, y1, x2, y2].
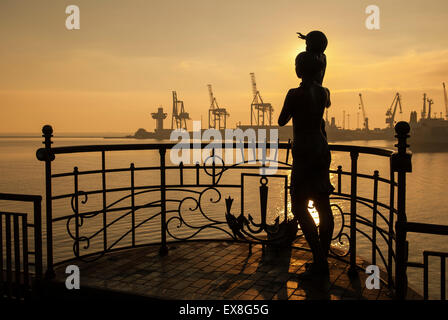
[101, 151, 107, 252]
[130, 163, 136, 247]
[73, 167, 80, 257]
[372, 170, 379, 267]
[391, 121, 412, 299]
[33, 198, 43, 279]
[348, 150, 359, 275]
[36, 125, 55, 279]
[387, 164, 395, 287]
[159, 147, 168, 256]
[423, 252, 429, 300]
[337, 165, 342, 194]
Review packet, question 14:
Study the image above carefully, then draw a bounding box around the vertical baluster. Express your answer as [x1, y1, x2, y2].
[286, 139, 291, 164]
[259, 177, 268, 227]
[372, 170, 379, 266]
[6, 214, 12, 298]
[179, 161, 184, 186]
[101, 151, 107, 251]
[424, 252, 428, 300]
[195, 162, 200, 185]
[13, 215, 21, 299]
[0, 215, 3, 285]
[159, 147, 168, 256]
[73, 167, 80, 257]
[441, 257, 446, 300]
[337, 165, 342, 194]
[22, 214, 29, 297]
[33, 198, 43, 280]
[130, 163, 135, 247]
[349, 150, 359, 275]
[212, 148, 216, 185]
[388, 165, 395, 288]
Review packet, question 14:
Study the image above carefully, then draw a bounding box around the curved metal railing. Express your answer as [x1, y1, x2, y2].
[36, 123, 412, 299]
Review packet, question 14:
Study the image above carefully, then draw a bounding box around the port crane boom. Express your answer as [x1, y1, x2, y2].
[171, 91, 190, 130]
[358, 93, 369, 131]
[207, 84, 229, 130]
[385, 92, 402, 128]
[250, 73, 273, 126]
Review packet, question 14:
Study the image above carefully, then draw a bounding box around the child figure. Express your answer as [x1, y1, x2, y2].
[297, 30, 328, 85]
[297, 30, 329, 138]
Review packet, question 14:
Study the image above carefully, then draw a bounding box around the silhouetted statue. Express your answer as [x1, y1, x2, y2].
[297, 30, 328, 137]
[278, 48, 334, 277]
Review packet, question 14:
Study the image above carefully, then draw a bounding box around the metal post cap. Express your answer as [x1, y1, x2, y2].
[42, 125, 53, 135]
[394, 121, 410, 136]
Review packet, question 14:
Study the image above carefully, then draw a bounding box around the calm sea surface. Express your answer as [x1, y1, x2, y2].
[0, 137, 447, 298]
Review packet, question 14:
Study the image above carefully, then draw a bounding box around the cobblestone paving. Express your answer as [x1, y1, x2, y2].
[53, 240, 420, 300]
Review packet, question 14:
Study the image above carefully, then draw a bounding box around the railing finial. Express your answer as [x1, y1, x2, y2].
[394, 121, 410, 155]
[42, 124, 53, 137]
[36, 125, 55, 161]
[392, 121, 412, 173]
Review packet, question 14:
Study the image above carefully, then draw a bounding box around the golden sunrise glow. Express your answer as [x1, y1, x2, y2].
[1, 1, 447, 134]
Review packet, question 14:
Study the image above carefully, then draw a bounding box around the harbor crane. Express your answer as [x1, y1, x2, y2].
[250, 73, 273, 126]
[385, 92, 402, 129]
[421, 93, 435, 119]
[443, 82, 448, 120]
[358, 93, 369, 131]
[171, 91, 190, 130]
[207, 84, 230, 130]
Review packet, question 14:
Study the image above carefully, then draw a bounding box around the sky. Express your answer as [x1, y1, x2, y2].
[0, 0, 447, 134]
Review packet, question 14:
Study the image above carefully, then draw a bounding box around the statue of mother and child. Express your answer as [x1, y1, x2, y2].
[278, 30, 335, 278]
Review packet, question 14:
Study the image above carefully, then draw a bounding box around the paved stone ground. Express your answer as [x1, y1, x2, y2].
[52, 240, 421, 300]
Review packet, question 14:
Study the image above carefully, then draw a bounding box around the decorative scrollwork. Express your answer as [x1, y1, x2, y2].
[70, 191, 88, 227]
[65, 189, 161, 262]
[328, 202, 350, 257]
[202, 150, 225, 184]
[166, 187, 233, 240]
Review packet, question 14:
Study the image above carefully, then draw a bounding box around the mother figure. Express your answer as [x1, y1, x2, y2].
[278, 50, 334, 277]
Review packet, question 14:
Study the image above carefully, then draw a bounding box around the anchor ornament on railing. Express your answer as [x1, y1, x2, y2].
[225, 176, 297, 246]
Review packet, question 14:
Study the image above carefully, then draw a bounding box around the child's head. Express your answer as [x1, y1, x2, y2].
[298, 30, 328, 54]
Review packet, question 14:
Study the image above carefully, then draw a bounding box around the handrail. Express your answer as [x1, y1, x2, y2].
[405, 222, 448, 236]
[38, 141, 394, 158]
[0, 193, 42, 202]
[34, 123, 412, 300]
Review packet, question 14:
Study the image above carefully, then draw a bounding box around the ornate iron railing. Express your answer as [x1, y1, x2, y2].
[35, 122, 412, 299]
[0, 193, 43, 300]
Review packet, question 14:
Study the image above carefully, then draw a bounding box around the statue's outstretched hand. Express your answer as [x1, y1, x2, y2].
[297, 32, 307, 40]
